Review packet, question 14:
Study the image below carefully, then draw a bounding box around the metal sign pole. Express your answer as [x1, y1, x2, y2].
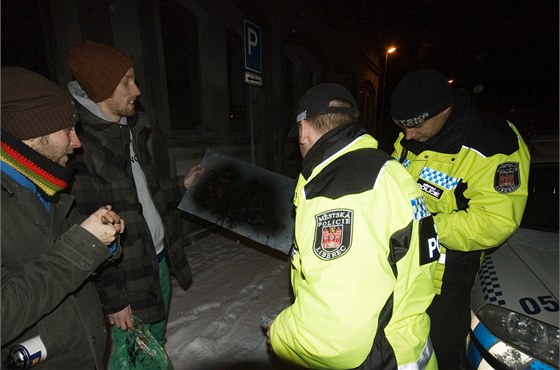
[249, 85, 255, 165]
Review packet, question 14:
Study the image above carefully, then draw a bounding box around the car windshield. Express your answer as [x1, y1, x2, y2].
[520, 132, 559, 233]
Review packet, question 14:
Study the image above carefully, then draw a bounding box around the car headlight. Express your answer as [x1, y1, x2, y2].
[478, 304, 559, 366]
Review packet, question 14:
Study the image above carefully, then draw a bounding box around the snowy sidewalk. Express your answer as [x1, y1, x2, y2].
[166, 230, 301, 369]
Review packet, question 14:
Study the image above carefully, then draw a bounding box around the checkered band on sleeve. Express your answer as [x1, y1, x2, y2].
[419, 167, 461, 190]
[411, 197, 431, 220]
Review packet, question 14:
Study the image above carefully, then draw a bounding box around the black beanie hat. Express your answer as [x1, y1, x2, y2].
[1, 67, 78, 140]
[391, 68, 453, 128]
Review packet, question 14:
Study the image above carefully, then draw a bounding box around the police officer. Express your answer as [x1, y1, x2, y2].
[390, 68, 530, 369]
[268, 83, 439, 369]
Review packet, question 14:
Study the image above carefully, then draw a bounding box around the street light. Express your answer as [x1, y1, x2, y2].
[380, 46, 397, 129]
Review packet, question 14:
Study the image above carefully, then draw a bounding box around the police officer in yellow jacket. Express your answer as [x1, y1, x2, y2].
[390, 68, 530, 369]
[268, 83, 440, 369]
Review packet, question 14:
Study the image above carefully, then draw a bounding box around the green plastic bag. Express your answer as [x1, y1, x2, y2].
[109, 316, 173, 370]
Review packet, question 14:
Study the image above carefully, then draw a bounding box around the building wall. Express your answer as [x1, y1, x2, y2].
[3, 0, 383, 234]
[3, 0, 383, 177]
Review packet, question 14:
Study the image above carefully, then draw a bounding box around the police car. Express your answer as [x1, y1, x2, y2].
[466, 132, 559, 370]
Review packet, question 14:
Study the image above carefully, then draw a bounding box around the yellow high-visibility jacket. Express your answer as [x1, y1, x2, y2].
[392, 92, 530, 294]
[270, 122, 439, 369]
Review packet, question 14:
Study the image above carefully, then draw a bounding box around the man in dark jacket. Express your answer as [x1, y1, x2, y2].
[65, 41, 199, 354]
[1, 67, 124, 369]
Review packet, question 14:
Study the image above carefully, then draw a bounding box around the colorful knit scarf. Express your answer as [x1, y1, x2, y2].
[0, 132, 73, 199]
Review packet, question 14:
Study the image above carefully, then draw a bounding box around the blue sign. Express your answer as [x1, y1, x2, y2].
[244, 19, 262, 74]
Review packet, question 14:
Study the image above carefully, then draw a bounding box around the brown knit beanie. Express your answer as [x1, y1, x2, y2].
[66, 40, 133, 102]
[1, 67, 78, 140]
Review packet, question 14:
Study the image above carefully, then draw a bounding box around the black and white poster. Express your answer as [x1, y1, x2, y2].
[179, 150, 296, 254]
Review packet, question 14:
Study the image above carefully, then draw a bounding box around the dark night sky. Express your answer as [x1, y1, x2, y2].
[1, 0, 558, 135]
[369, 0, 559, 134]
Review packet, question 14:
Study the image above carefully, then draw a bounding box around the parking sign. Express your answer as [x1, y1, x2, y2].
[244, 19, 262, 74]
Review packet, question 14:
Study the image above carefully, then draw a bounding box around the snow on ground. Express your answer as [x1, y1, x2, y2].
[165, 229, 302, 370]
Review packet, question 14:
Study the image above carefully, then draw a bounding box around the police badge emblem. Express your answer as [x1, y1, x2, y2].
[494, 162, 521, 193]
[313, 209, 353, 260]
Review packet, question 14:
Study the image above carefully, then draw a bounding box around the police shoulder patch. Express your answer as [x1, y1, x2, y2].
[494, 162, 520, 193]
[313, 209, 353, 261]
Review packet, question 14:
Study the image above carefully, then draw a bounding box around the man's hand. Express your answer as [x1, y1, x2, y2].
[183, 164, 204, 190]
[107, 304, 134, 330]
[80, 205, 125, 245]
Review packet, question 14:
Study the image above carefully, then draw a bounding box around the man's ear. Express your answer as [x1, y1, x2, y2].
[298, 120, 309, 145]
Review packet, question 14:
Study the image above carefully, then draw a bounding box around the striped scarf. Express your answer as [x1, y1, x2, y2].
[0, 131, 73, 199]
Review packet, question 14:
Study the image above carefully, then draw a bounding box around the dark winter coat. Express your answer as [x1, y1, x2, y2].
[68, 105, 192, 323]
[1, 174, 111, 369]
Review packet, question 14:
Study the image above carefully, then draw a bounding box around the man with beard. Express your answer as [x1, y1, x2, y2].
[65, 41, 201, 361]
[1, 67, 124, 369]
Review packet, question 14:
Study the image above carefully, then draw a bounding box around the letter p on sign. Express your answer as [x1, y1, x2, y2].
[244, 19, 262, 74]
